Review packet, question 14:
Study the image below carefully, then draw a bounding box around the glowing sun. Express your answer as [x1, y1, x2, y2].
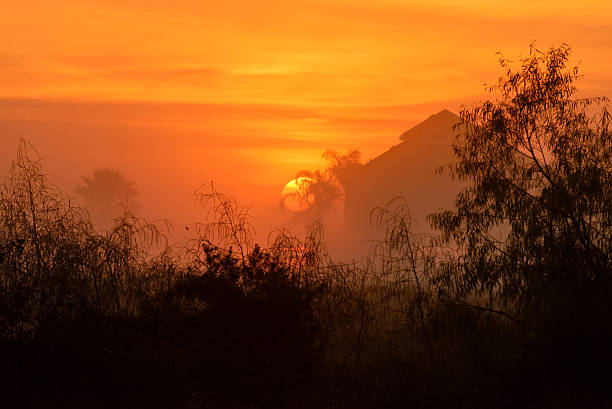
[281, 177, 314, 212]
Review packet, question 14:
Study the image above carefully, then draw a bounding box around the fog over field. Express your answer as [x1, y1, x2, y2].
[0, 99, 464, 255]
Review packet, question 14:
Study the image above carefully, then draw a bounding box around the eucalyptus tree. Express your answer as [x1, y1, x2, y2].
[429, 45, 612, 327]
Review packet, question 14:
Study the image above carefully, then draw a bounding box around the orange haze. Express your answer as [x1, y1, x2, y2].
[2, 0, 612, 243]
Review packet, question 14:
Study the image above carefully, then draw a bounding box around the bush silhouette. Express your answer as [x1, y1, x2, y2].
[0, 149, 328, 408]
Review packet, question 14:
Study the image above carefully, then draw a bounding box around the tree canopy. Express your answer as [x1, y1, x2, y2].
[430, 44, 612, 324]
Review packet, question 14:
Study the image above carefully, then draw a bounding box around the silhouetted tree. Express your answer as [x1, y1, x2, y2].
[321, 149, 362, 186]
[430, 44, 612, 330]
[76, 168, 138, 227]
[291, 149, 362, 219]
[193, 181, 255, 263]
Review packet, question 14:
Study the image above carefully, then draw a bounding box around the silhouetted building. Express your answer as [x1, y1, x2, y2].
[340, 109, 462, 256]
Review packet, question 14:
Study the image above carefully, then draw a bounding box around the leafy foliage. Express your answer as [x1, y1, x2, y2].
[430, 44, 612, 328]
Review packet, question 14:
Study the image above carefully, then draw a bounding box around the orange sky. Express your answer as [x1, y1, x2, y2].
[2, 0, 612, 241]
[3, 1, 612, 104]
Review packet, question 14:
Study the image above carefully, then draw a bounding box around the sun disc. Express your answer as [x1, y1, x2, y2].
[281, 177, 314, 212]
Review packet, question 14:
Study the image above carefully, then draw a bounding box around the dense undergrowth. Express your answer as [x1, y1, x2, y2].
[1, 45, 611, 408]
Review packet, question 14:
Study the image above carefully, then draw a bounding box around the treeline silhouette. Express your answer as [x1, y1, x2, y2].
[1, 45, 611, 408]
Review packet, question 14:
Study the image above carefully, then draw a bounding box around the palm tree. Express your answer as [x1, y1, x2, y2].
[287, 149, 362, 220]
[75, 169, 138, 226]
